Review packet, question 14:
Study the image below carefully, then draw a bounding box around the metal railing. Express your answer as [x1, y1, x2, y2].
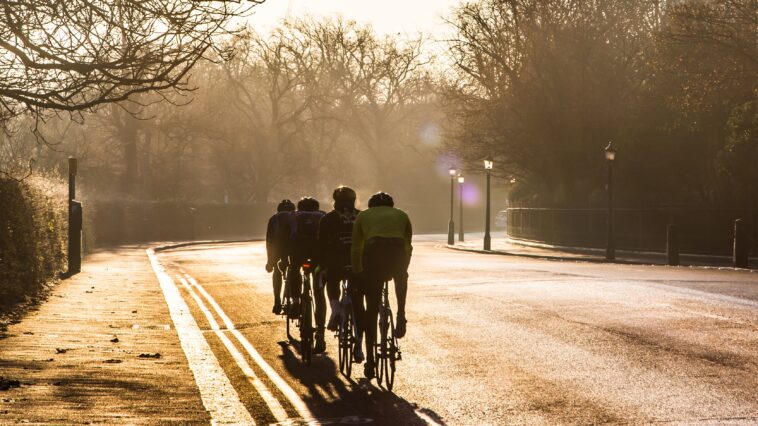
[506, 207, 757, 256]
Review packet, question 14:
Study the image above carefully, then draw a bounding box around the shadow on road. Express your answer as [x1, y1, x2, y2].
[278, 340, 445, 425]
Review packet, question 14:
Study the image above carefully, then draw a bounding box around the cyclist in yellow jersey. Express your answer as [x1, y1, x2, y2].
[351, 192, 412, 379]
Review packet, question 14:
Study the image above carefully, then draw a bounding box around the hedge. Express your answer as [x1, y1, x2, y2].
[0, 175, 67, 307]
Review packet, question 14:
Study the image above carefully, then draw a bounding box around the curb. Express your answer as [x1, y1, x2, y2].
[152, 238, 263, 253]
[444, 244, 643, 265]
[444, 244, 758, 272]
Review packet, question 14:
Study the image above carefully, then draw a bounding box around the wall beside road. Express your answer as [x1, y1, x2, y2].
[507, 207, 758, 256]
[0, 176, 67, 306]
[91, 201, 277, 246]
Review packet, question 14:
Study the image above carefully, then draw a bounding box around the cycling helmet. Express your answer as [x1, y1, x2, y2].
[277, 199, 295, 212]
[368, 192, 394, 208]
[297, 196, 320, 212]
[332, 186, 357, 202]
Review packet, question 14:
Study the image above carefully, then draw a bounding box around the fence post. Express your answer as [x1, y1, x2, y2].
[733, 219, 749, 268]
[666, 224, 679, 266]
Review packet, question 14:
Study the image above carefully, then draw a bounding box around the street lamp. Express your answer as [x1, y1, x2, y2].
[483, 158, 493, 250]
[457, 174, 465, 242]
[604, 142, 616, 261]
[448, 167, 457, 245]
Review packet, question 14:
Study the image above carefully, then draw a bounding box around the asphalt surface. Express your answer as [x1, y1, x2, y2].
[154, 237, 758, 425]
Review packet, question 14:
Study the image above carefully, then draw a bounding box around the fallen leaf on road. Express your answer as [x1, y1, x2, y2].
[138, 353, 161, 359]
[0, 378, 20, 391]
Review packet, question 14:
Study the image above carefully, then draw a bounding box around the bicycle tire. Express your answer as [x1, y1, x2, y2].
[339, 309, 353, 377]
[301, 296, 313, 365]
[376, 307, 389, 383]
[385, 313, 396, 391]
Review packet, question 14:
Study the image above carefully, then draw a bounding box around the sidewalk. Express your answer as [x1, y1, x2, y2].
[448, 233, 758, 270]
[0, 247, 209, 424]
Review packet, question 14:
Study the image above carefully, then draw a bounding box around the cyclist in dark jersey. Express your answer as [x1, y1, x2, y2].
[317, 186, 365, 361]
[265, 199, 295, 314]
[282, 197, 326, 337]
[351, 192, 412, 378]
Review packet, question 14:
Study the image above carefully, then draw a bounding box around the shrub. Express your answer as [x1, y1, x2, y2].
[0, 175, 67, 307]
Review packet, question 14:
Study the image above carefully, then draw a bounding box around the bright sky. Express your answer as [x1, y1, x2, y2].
[246, 0, 464, 38]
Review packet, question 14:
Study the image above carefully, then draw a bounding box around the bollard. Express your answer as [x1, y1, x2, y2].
[68, 200, 83, 273]
[666, 224, 679, 266]
[733, 219, 749, 268]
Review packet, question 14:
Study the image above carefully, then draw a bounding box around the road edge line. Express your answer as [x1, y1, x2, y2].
[185, 274, 316, 423]
[178, 276, 290, 423]
[146, 249, 255, 425]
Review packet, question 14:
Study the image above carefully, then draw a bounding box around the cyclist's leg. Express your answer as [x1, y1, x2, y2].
[313, 270, 327, 353]
[313, 270, 327, 329]
[272, 261, 283, 314]
[286, 260, 302, 313]
[363, 278, 381, 373]
[326, 268, 341, 331]
[391, 246, 409, 338]
[349, 273, 366, 361]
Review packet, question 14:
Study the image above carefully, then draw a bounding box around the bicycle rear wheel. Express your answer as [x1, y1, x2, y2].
[300, 296, 313, 365]
[338, 309, 354, 377]
[385, 313, 396, 391]
[375, 307, 389, 384]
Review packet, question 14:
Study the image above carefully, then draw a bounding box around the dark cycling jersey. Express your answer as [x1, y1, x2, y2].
[286, 210, 326, 263]
[318, 207, 360, 270]
[265, 211, 292, 266]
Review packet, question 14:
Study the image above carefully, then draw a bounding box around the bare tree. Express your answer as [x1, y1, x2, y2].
[0, 0, 260, 129]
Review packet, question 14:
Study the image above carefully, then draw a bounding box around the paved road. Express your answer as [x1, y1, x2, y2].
[152, 237, 758, 425]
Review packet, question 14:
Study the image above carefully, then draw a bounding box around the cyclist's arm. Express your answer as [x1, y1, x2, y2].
[265, 216, 277, 266]
[351, 213, 365, 273]
[403, 212, 413, 264]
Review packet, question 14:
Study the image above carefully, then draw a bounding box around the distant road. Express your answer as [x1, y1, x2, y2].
[152, 239, 758, 425]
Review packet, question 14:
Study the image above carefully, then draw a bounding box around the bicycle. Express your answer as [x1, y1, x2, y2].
[280, 260, 315, 365]
[279, 262, 298, 343]
[335, 269, 357, 377]
[374, 279, 401, 391]
[298, 260, 316, 365]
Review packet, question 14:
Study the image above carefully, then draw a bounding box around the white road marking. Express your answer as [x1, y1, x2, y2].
[184, 274, 316, 423]
[414, 409, 445, 426]
[177, 276, 289, 423]
[146, 249, 255, 426]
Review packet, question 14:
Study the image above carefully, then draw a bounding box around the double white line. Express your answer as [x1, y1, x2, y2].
[147, 249, 314, 425]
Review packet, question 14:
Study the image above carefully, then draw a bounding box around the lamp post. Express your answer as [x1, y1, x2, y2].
[448, 167, 457, 245]
[458, 175, 465, 242]
[604, 142, 616, 261]
[483, 158, 493, 250]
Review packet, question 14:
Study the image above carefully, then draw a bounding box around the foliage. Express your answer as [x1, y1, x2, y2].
[444, 0, 757, 207]
[0, 175, 67, 306]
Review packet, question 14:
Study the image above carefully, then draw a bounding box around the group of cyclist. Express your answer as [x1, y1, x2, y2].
[265, 187, 412, 379]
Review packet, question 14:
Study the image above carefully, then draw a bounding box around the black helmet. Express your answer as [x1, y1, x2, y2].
[332, 186, 356, 202]
[277, 199, 295, 212]
[368, 192, 394, 208]
[297, 196, 320, 212]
